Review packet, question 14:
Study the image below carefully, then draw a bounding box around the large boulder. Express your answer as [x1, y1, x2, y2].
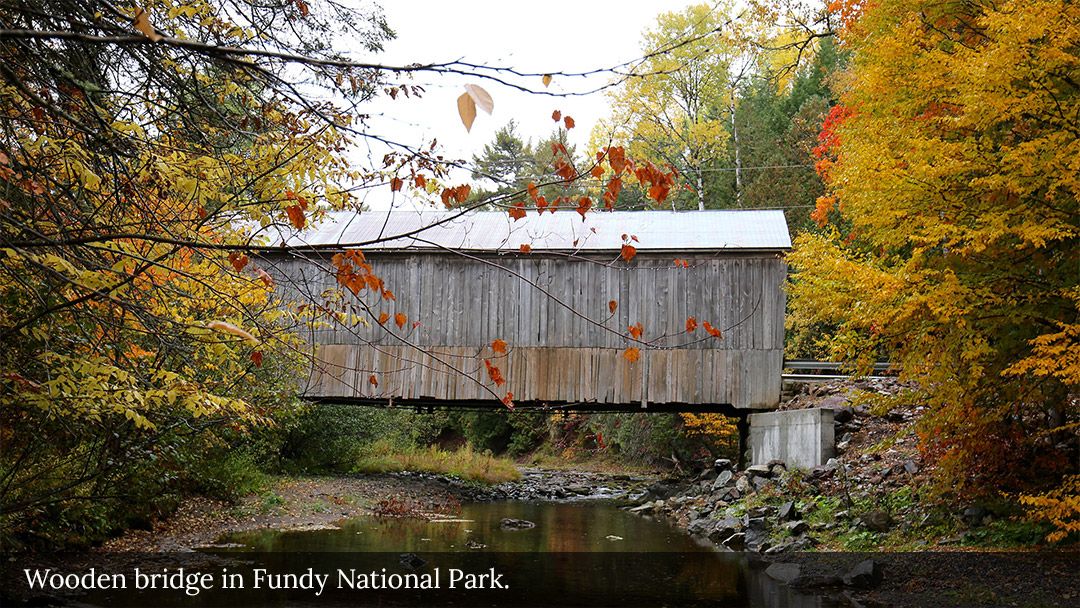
[765, 563, 802, 584]
[842, 559, 883, 589]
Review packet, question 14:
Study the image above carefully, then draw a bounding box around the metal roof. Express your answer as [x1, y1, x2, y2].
[264, 209, 791, 252]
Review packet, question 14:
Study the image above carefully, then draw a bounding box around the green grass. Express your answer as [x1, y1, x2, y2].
[353, 441, 521, 484]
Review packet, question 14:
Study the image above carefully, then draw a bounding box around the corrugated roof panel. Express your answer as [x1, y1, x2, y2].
[266, 209, 791, 252]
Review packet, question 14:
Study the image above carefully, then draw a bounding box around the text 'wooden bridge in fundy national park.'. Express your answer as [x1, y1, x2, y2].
[261, 209, 791, 415]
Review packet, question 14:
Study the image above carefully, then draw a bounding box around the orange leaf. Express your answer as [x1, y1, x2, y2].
[575, 196, 591, 220]
[542, 74, 553, 87]
[628, 322, 643, 340]
[368, 374, 379, 388]
[492, 339, 508, 354]
[527, 181, 539, 201]
[563, 116, 575, 129]
[414, 174, 427, 188]
[623, 347, 641, 363]
[551, 110, 562, 122]
[674, 258, 689, 268]
[620, 244, 637, 262]
[519, 244, 532, 254]
[228, 252, 249, 272]
[484, 359, 506, 387]
[457, 92, 477, 132]
[390, 177, 403, 192]
[703, 321, 722, 338]
[378, 311, 390, 325]
[382, 289, 395, 301]
[502, 392, 514, 408]
[608, 300, 618, 314]
[133, 7, 163, 42]
[285, 204, 306, 229]
[250, 350, 263, 367]
[394, 312, 407, 329]
[685, 316, 698, 333]
[508, 202, 527, 221]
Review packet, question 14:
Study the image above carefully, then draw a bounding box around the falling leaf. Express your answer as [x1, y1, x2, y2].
[563, 116, 575, 129]
[519, 244, 532, 254]
[206, 320, 259, 345]
[457, 92, 477, 132]
[628, 323, 643, 340]
[390, 177, 403, 192]
[686, 316, 698, 333]
[508, 202, 527, 221]
[620, 244, 637, 262]
[228, 252, 249, 272]
[368, 374, 379, 388]
[608, 300, 618, 314]
[250, 350, 263, 367]
[464, 84, 494, 114]
[623, 347, 641, 363]
[378, 311, 390, 325]
[542, 74, 553, 87]
[551, 110, 562, 122]
[492, 339, 508, 354]
[133, 7, 163, 42]
[394, 312, 407, 329]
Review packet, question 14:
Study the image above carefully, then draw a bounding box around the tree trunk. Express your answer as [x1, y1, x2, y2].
[730, 98, 743, 207]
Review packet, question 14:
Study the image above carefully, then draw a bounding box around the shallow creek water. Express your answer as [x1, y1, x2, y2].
[202, 500, 835, 607]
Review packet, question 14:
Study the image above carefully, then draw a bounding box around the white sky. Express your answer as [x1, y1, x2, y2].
[347, 0, 702, 208]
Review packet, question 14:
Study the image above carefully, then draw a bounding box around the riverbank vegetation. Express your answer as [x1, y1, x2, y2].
[1, 0, 1075, 552]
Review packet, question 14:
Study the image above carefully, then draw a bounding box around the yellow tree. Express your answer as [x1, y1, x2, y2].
[598, 3, 737, 210]
[788, 0, 1079, 498]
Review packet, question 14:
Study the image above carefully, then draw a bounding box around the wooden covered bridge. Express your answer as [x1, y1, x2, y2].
[263, 209, 791, 414]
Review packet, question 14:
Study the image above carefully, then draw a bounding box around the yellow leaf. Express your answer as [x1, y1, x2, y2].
[133, 7, 163, 42]
[457, 92, 476, 132]
[542, 74, 553, 87]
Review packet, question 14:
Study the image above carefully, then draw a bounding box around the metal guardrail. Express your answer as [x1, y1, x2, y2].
[783, 360, 894, 372]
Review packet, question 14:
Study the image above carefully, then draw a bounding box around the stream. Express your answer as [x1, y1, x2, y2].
[182, 500, 835, 607]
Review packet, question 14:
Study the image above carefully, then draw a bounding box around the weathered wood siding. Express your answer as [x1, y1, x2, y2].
[265, 251, 786, 410]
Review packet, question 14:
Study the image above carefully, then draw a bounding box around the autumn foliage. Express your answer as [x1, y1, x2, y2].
[788, 0, 1079, 513]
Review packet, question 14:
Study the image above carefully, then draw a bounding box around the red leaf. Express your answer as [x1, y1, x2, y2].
[608, 300, 618, 314]
[414, 174, 427, 188]
[674, 258, 689, 268]
[623, 347, 641, 363]
[390, 177, 404, 192]
[368, 374, 379, 388]
[620, 244, 637, 262]
[551, 110, 562, 122]
[228, 252, 249, 272]
[502, 392, 515, 409]
[492, 339, 508, 354]
[250, 350, 263, 367]
[563, 116, 575, 129]
[627, 322, 643, 340]
[685, 316, 698, 333]
[519, 243, 532, 254]
[394, 312, 407, 329]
